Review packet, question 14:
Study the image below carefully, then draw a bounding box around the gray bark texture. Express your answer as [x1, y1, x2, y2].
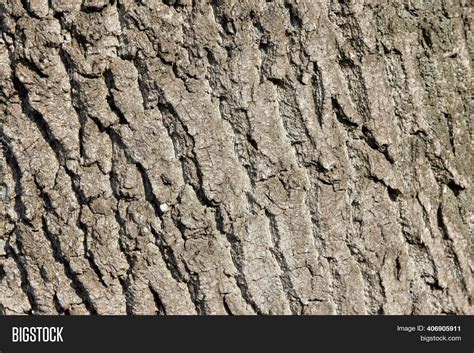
[0, 0, 472, 315]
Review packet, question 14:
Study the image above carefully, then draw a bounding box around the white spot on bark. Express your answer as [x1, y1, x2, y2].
[160, 203, 169, 213]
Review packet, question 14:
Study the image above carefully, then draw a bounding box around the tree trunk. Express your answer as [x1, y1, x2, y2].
[0, 0, 472, 315]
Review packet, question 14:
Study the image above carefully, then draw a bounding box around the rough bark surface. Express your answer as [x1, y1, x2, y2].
[0, 0, 472, 315]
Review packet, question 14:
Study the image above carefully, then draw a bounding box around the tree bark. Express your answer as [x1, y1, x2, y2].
[0, 0, 472, 315]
